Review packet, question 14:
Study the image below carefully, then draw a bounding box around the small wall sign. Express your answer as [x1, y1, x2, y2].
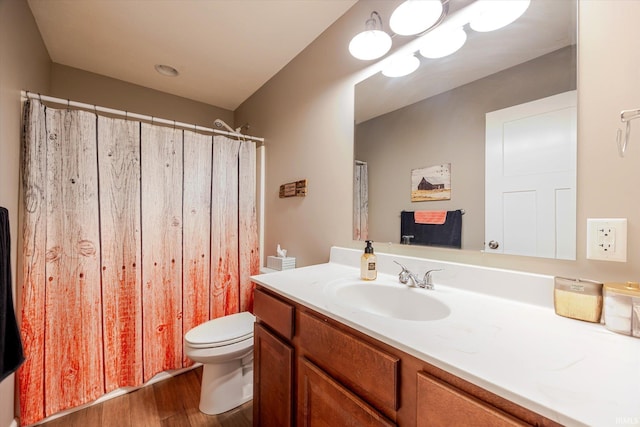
[279, 179, 307, 198]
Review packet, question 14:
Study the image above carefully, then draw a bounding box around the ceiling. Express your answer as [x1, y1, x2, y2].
[27, 0, 357, 111]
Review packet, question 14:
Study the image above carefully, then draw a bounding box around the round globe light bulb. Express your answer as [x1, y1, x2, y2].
[469, 0, 531, 32]
[382, 55, 420, 78]
[349, 29, 392, 60]
[390, 0, 444, 36]
[419, 27, 467, 59]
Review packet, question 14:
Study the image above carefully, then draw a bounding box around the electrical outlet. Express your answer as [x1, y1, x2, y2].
[597, 226, 615, 253]
[586, 218, 627, 262]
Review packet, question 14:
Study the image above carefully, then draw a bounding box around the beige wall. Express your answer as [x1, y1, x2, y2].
[235, 1, 370, 267]
[356, 47, 575, 250]
[0, 1, 51, 426]
[50, 64, 233, 128]
[237, 0, 640, 283]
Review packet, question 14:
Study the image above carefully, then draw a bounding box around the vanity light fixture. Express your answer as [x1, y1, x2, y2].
[469, 0, 531, 32]
[389, 0, 445, 36]
[348, 11, 392, 61]
[351, 0, 531, 78]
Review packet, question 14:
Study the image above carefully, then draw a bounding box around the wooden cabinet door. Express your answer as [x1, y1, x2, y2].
[298, 311, 399, 417]
[298, 357, 396, 427]
[417, 372, 529, 427]
[254, 323, 294, 427]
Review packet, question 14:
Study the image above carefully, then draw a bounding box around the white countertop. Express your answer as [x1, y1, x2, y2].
[252, 247, 640, 427]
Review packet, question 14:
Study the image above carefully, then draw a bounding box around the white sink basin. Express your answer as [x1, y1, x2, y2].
[325, 278, 450, 321]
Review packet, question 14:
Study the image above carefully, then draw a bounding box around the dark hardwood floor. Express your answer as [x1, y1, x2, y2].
[44, 367, 252, 427]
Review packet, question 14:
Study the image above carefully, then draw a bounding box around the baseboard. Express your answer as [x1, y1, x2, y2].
[9, 419, 18, 427]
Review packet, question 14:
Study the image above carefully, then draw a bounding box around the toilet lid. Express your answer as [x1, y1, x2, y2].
[185, 311, 255, 348]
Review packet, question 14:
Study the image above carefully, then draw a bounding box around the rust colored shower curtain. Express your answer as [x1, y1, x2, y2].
[18, 99, 259, 425]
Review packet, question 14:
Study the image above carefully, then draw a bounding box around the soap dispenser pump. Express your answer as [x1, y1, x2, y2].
[361, 240, 377, 281]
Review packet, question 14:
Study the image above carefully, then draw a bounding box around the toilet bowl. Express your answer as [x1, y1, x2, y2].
[184, 311, 256, 415]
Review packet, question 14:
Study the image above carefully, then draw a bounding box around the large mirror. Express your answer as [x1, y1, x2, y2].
[354, 0, 577, 259]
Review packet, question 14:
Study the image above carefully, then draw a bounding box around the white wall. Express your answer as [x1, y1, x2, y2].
[237, 0, 640, 284]
[0, 1, 51, 426]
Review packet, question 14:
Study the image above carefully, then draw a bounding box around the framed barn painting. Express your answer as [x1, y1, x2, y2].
[411, 163, 451, 201]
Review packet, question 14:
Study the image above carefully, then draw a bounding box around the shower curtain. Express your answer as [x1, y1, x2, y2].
[19, 99, 259, 425]
[353, 161, 368, 240]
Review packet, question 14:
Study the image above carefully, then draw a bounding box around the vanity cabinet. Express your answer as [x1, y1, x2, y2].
[253, 285, 560, 427]
[254, 323, 294, 427]
[253, 288, 295, 427]
[416, 372, 527, 427]
[298, 357, 395, 427]
[297, 311, 399, 419]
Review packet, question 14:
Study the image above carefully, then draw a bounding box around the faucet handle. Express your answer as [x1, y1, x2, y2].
[394, 260, 409, 271]
[423, 269, 443, 288]
[394, 261, 411, 284]
[423, 269, 442, 280]
[401, 234, 414, 244]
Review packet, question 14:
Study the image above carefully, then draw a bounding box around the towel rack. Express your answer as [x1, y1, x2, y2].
[616, 108, 640, 157]
[399, 209, 465, 216]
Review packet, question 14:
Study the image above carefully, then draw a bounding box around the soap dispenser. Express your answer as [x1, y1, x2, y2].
[361, 240, 377, 281]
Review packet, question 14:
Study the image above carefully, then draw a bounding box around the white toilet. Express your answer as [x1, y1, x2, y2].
[184, 311, 256, 415]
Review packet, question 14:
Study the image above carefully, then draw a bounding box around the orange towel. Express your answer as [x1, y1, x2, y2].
[414, 210, 447, 225]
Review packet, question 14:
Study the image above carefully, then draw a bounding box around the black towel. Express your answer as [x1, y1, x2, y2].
[0, 207, 25, 382]
[400, 210, 463, 249]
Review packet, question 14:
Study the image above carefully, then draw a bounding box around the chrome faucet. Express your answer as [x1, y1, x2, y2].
[394, 261, 441, 290]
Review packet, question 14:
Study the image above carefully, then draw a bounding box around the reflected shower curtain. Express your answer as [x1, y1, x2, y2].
[19, 99, 258, 425]
[353, 161, 368, 240]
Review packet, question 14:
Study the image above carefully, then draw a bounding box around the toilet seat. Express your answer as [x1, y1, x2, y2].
[185, 311, 255, 349]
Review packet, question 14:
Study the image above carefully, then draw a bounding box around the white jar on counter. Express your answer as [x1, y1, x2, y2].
[603, 282, 640, 337]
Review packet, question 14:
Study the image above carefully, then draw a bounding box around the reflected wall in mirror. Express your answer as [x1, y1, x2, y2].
[354, 0, 577, 259]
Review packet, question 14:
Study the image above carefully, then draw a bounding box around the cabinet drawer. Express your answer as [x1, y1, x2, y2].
[298, 311, 399, 417]
[298, 357, 396, 427]
[417, 371, 529, 427]
[253, 287, 294, 340]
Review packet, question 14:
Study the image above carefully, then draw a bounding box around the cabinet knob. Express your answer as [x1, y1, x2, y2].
[488, 240, 499, 250]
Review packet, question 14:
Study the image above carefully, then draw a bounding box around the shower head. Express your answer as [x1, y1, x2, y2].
[213, 118, 235, 133]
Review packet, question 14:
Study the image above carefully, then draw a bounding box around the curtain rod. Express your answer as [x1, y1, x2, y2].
[21, 91, 265, 143]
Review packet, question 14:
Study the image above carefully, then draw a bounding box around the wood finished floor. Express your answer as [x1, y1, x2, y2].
[44, 367, 252, 427]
